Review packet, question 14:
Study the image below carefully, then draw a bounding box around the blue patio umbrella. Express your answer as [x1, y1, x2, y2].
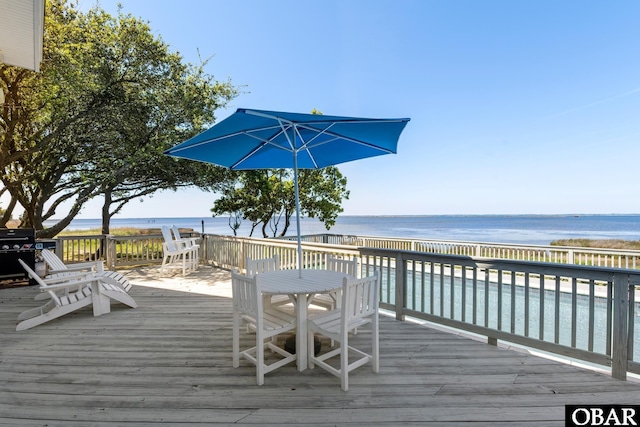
[164, 108, 410, 275]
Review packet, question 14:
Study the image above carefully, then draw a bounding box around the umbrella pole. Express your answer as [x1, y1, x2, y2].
[293, 154, 303, 278]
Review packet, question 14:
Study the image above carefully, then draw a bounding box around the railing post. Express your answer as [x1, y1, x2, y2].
[54, 238, 63, 259]
[105, 235, 116, 270]
[241, 240, 247, 271]
[567, 249, 574, 264]
[201, 234, 208, 263]
[395, 251, 405, 321]
[612, 273, 629, 380]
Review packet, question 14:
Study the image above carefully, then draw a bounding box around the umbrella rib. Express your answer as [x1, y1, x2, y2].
[231, 125, 295, 169]
[296, 123, 396, 155]
[168, 124, 285, 154]
[293, 124, 319, 169]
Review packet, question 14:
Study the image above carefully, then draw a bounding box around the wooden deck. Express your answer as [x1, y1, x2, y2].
[2, 265, 640, 426]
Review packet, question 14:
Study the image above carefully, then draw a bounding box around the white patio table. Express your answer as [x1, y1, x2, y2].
[258, 269, 351, 371]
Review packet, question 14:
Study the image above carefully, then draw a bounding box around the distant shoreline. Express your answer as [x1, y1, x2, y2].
[42, 213, 640, 222]
[33, 214, 640, 246]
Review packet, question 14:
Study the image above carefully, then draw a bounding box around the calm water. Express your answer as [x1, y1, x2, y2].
[49, 214, 640, 245]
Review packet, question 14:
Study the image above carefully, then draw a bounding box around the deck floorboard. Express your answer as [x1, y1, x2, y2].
[1, 265, 639, 426]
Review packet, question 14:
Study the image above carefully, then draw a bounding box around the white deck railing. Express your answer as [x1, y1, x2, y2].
[358, 247, 640, 381]
[45, 232, 640, 380]
[284, 234, 640, 269]
[54, 233, 181, 269]
[204, 233, 640, 381]
[51, 232, 640, 271]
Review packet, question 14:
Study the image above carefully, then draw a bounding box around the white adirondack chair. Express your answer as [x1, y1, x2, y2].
[40, 249, 132, 293]
[171, 225, 200, 271]
[16, 259, 136, 331]
[231, 269, 297, 386]
[310, 255, 358, 310]
[308, 271, 380, 391]
[160, 226, 192, 276]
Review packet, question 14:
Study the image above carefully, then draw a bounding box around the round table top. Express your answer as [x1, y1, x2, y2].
[257, 269, 350, 295]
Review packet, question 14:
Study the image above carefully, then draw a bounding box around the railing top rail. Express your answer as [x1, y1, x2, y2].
[56, 234, 105, 240]
[108, 234, 164, 240]
[359, 247, 640, 279]
[281, 233, 640, 255]
[204, 233, 360, 254]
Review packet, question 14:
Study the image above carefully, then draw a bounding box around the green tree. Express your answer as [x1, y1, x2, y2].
[0, 0, 237, 237]
[211, 167, 349, 238]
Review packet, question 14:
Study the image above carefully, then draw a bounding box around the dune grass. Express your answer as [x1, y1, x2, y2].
[551, 239, 640, 250]
[57, 227, 161, 236]
[57, 227, 193, 237]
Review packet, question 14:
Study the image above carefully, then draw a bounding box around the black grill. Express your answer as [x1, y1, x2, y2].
[0, 228, 36, 285]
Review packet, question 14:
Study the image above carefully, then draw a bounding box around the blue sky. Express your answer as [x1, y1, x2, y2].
[72, 0, 639, 218]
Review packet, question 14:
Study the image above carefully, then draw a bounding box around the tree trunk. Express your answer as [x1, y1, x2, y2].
[0, 197, 17, 227]
[101, 189, 112, 235]
[279, 211, 292, 237]
[33, 186, 96, 238]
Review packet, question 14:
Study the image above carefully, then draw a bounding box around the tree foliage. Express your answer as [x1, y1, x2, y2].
[0, 0, 237, 237]
[211, 167, 349, 238]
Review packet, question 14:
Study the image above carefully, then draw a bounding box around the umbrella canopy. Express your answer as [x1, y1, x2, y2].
[164, 108, 410, 275]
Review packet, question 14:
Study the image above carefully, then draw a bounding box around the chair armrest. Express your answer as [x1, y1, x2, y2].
[48, 265, 91, 274]
[174, 239, 191, 248]
[68, 260, 105, 272]
[163, 241, 190, 254]
[44, 273, 94, 285]
[40, 277, 98, 291]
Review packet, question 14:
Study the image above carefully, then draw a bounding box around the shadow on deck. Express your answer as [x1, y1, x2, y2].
[1, 265, 640, 426]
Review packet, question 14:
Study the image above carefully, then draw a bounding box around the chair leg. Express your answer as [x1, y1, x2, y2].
[308, 332, 315, 369]
[340, 335, 349, 391]
[233, 313, 240, 368]
[256, 337, 265, 386]
[372, 315, 379, 373]
[161, 254, 169, 273]
[90, 281, 111, 316]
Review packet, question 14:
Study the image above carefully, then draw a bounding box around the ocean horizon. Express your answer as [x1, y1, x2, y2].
[45, 214, 640, 246]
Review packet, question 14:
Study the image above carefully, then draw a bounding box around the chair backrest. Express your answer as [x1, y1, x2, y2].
[231, 269, 263, 324]
[246, 255, 280, 276]
[161, 226, 178, 251]
[171, 225, 182, 241]
[41, 249, 67, 270]
[18, 259, 62, 307]
[340, 271, 379, 327]
[326, 255, 357, 278]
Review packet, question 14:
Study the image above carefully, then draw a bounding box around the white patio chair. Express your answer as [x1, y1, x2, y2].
[310, 255, 358, 310]
[16, 259, 136, 331]
[25, 256, 136, 309]
[40, 249, 132, 293]
[308, 271, 380, 391]
[246, 255, 290, 309]
[231, 269, 297, 386]
[171, 225, 200, 271]
[160, 226, 192, 276]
